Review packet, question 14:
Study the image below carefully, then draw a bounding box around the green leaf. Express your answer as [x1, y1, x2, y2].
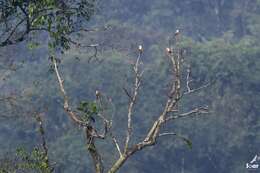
[77, 101, 89, 112]
[182, 137, 192, 149]
[90, 102, 97, 113]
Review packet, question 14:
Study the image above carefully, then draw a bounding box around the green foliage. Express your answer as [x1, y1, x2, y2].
[16, 147, 51, 172]
[77, 101, 99, 124]
[0, 147, 52, 173]
[0, 0, 97, 48]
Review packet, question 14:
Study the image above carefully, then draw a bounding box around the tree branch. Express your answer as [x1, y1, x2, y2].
[52, 57, 86, 126]
[35, 113, 52, 172]
[124, 49, 142, 153]
[85, 127, 104, 173]
[158, 132, 177, 137]
[52, 57, 105, 172]
[184, 82, 211, 95]
[112, 135, 123, 158]
[165, 107, 209, 122]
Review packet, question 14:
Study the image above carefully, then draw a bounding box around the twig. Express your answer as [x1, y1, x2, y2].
[184, 64, 211, 95]
[158, 132, 177, 137]
[186, 66, 192, 93]
[95, 91, 113, 139]
[112, 135, 123, 157]
[184, 82, 211, 95]
[165, 107, 209, 122]
[122, 87, 133, 101]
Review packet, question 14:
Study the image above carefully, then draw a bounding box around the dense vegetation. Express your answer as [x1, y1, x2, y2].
[0, 0, 260, 172]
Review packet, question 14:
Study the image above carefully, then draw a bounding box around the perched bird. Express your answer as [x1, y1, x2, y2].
[138, 45, 143, 52]
[95, 90, 100, 99]
[166, 47, 172, 54]
[175, 29, 180, 36]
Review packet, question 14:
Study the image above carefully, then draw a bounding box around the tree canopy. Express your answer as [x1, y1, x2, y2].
[0, 0, 96, 48]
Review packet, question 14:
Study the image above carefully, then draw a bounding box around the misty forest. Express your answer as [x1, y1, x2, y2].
[0, 0, 260, 173]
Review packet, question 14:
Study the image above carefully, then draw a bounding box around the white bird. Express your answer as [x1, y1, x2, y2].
[138, 45, 143, 52]
[175, 29, 180, 36]
[95, 90, 100, 99]
[166, 47, 172, 54]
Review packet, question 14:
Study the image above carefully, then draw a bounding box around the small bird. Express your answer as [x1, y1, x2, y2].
[166, 47, 172, 54]
[175, 29, 180, 36]
[95, 90, 100, 99]
[138, 45, 143, 52]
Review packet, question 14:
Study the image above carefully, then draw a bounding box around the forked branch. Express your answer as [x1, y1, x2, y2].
[108, 33, 209, 173]
[51, 57, 105, 173]
[52, 56, 86, 126]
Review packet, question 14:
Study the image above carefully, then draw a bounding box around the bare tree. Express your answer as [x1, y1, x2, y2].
[51, 31, 209, 173]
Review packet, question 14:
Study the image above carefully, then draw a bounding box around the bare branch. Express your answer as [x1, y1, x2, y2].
[112, 135, 123, 158]
[124, 50, 142, 153]
[184, 82, 211, 95]
[142, 42, 183, 145]
[51, 57, 86, 126]
[184, 63, 211, 95]
[65, 37, 100, 62]
[165, 107, 209, 122]
[95, 90, 124, 161]
[94, 91, 114, 140]
[186, 66, 192, 93]
[77, 25, 111, 33]
[165, 45, 182, 113]
[158, 132, 177, 137]
[122, 87, 133, 101]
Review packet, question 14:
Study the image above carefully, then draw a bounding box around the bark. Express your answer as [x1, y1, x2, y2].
[107, 156, 127, 173]
[86, 127, 104, 173]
